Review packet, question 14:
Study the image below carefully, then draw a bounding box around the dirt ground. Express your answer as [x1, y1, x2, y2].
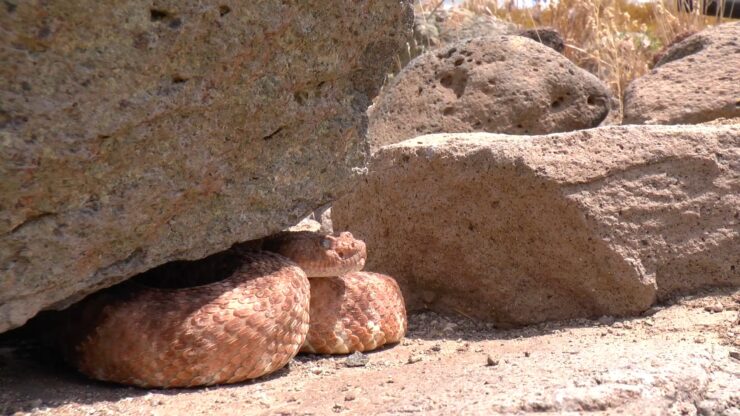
[1, 288, 738, 416]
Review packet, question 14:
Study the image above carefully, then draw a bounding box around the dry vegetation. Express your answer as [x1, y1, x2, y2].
[413, 0, 731, 112]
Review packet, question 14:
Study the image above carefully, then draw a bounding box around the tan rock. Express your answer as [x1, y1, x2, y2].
[398, 9, 516, 68]
[369, 35, 612, 152]
[0, 0, 413, 332]
[703, 117, 740, 126]
[334, 125, 740, 326]
[623, 22, 740, 125]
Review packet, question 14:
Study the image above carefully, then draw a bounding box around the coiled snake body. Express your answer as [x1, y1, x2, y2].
[57, 231, 406, 388]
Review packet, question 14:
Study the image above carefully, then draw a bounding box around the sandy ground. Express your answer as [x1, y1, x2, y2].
[1, 288, 738, 416]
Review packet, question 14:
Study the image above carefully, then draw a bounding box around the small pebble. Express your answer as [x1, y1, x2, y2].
[407, 355, 422, 364]
[429, 344, 441, 352]
[729, 351, 740, 361]
[694, 336, 706, 344]
[642, 306, 663, 316]
[486, 355, 499, 366]
[704, 303, 724, 313]
[344, 393, 355, 402]
[344, 351, 369, 367]
[310, 367, 323, 375]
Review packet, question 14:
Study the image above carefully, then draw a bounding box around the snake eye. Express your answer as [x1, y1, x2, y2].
[321, 238, 332, 249]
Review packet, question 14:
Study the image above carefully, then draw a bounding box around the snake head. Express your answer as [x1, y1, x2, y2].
[263, 231, 366, 277]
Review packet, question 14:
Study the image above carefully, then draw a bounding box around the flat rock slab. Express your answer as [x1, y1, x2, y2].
[1, 290, 738, 415]
[623, 22, 740, 125]
[0, 0, 412, 332]
[368, 35, 612, 152]
[334, 125, 740, 325]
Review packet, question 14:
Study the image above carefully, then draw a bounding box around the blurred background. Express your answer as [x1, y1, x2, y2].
[400, 0, 738, 115]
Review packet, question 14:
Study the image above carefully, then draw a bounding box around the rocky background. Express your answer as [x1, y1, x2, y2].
[0, 3, 738, 416]
[334, 125, 739, 326]
[0, 0, 412, 332]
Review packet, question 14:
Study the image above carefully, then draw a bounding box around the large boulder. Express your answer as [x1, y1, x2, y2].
[623, 22, 740, 125]
[0, 0, 413, 332]
[333, 125, 740, 326]
[368, 35, 612, 152]
[400, 8, 564, 67]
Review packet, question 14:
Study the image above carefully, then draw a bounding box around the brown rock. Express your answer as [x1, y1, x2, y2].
[334, 125, 740, 326]
[433, 10, 516, 45]
[0, 0, 413, 332]
[368, 35, 612, 152]
[398, 9, 516, 68]
[516, 27, 565, 54]
[624, 22, 740, 125]
[398, 8, 565, 72]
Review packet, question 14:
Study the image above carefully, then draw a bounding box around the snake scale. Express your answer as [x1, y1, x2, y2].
[55, 231, 407, 388]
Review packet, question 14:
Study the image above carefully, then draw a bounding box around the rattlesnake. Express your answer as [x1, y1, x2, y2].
[55, 231, 407, 388]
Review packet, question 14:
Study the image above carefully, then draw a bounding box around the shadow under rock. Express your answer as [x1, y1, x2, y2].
[0, 326, 295, 415]
[403, 286, 740, 343]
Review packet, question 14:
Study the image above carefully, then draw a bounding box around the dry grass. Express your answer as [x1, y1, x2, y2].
[414, 0, 730, 113]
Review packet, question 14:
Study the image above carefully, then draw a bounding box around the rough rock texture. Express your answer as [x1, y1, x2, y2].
[428, 9, 517, 45]
[704, 117, 740, 126]
[334, 125, 740, 325]
[623, 22, 740, 125]
[403, 8, 564, 66]
[398, 9, 516, 68]
[0, 0, 413, 333]
[369, 35, 612, 152]
[516, 27, 565, 54]
[409, 8, 565, 57]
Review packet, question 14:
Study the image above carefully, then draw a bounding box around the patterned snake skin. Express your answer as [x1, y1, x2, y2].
[57, 231, 406, 388]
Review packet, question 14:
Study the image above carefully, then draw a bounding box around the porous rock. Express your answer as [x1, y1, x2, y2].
[403, 8, 564, 67]
[0, 0, 413, 332]
[623, 22, 740, 125]
[398, 9, 517, 68]
[369, 35, 612, 152]
[334, 125, 740, 326]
